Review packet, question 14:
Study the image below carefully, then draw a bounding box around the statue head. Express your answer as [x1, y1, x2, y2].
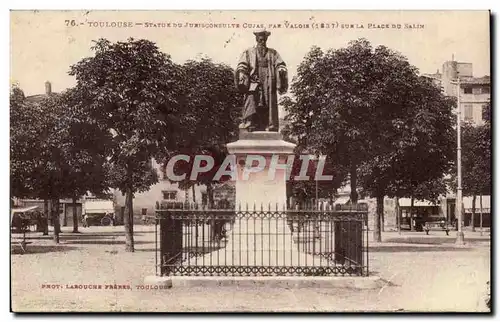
[253, 29, 270, 48]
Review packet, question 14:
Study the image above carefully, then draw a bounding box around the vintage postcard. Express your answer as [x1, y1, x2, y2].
[10, 10, 491, 312]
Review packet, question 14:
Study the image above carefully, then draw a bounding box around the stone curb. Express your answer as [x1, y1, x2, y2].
[144, 275, 383, 290]
[143, 275, 173, 289]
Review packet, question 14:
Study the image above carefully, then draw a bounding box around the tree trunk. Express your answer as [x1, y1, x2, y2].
[62, 202, 67, 227]
[479, 195, 483, 236]
[52, 199, 60, 243]
[192, 184, 196, 204]
[206, 183, 214, 208]
[124, 186, 135, 252]
[373, 195, 383, 242]
[72, 196, 79, 233]
[471, 195, 476, 232]
[349, 165, 358, 204]
[43, 199, 49, 235]
[381, 205, 385, 232]
[396, 197, 401, 235]
[410, 196, 415, 231]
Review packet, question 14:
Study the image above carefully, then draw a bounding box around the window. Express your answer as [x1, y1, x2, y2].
[463, 104, 473, 121]
[482, 86, 490, 94]
[472, 87, 482, 95]
[463, 87, 473, 94]
[162, 191, 177, 200]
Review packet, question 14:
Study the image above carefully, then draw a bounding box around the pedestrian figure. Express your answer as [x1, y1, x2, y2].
[82, 213, 88, 228]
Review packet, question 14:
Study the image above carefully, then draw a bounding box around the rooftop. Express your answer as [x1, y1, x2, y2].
[25, 94, 52, 103]
[25, 81, 55, 103]
[460, 75, 490, 85]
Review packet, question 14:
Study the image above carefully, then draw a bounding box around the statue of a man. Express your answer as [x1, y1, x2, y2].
[235, 29, 288, 132]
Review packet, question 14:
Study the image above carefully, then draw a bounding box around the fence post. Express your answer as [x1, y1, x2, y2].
[159, 214, 169, 276]
[159, 207, 183, 276]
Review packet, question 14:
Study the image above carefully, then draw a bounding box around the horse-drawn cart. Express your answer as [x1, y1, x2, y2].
[10, 205, 40, 253]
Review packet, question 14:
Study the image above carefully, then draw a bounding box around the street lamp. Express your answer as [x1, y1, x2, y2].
[452, 76, 465, 245]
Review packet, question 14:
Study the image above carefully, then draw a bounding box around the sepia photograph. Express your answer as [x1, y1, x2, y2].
[9, 9, 491, 312]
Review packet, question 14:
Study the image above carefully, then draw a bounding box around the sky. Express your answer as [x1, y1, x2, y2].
[10, 10, 490, 96]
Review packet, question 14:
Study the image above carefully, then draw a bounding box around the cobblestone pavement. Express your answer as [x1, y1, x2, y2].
[11, 226, 491, 312]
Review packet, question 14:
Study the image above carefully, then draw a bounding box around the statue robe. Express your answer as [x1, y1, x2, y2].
[236, 46, 288, 130]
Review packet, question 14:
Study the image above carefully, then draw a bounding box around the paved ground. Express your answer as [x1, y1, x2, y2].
[11, 226, 491, 312]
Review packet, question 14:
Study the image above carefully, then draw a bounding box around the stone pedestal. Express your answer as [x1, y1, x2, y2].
[228, 131, 295, 209]
[190, 131, 318, 268]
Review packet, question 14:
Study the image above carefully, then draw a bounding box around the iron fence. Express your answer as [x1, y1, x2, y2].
[154, 203, 368, 277]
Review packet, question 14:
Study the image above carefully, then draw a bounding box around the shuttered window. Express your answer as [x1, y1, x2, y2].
[464, 104, 473, 121]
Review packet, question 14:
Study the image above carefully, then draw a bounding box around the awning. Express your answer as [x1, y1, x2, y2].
[11, 206, 39, 223]
[462, 196, 490, 210]
[399, 198, 439, 207]
[11, 205, 39, 215]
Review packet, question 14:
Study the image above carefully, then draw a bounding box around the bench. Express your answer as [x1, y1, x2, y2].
[424, 221, 451, 235]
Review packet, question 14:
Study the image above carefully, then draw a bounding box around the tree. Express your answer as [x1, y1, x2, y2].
[281, 125, 348, 207]
[14, 92, 68, 242]
[10, 84, 32, 199]
[57, 88, 113, 233]
[283, 39, 419, 205]
[359, 75, 455, 240]
[11, 84, 66, 239]
[449, 116, 491, 231]
[167, 147, 230, 207]
[69, 38, 186, 251]
[161, 58, 241, 205]
[11, 83, 115, 236]
[283, 39, 455, 242]
[482, 101, 491, 123]
[286, 152, 347, 206]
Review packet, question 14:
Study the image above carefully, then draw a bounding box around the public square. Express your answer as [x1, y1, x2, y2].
[10, 11, 491, 314]
[11, 226, 490, 312]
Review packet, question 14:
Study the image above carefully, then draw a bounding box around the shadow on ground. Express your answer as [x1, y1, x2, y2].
[134, 248, 157, 252]
[134, 229, 157, 233]
[20, 232, 148, 240]
[10, 245, 79, 255]
[384, 237, 490, 245]
[369, 245, 474, 252]
[64, 240, 153, 245]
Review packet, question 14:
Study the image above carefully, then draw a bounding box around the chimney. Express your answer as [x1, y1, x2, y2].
[45, 81, 52, 95]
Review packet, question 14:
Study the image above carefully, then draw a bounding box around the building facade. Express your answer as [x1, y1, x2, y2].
[112, 158, 207, 219]
[423, 60, 491, 126]
[421, 60, 491, 229]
